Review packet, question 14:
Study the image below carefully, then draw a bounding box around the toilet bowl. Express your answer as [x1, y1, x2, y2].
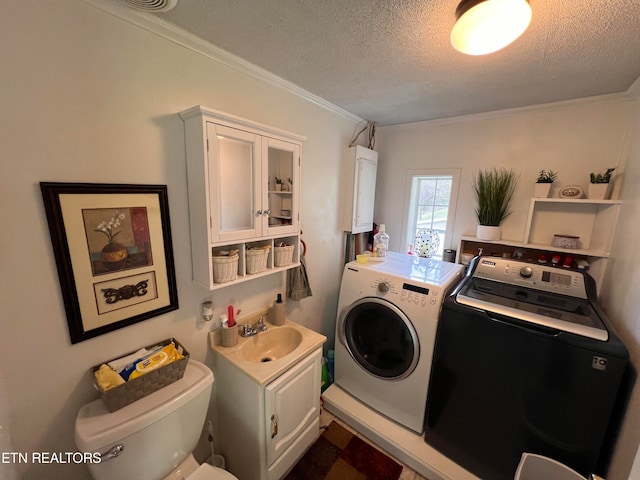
[75, 359, 238, 480]
[163, 453, 236, 480]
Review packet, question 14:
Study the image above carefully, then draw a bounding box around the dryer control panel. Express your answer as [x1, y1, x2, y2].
[372, 277, 440, 308]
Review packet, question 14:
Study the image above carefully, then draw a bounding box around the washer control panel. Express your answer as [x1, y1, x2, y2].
[473, 257, 588, 299]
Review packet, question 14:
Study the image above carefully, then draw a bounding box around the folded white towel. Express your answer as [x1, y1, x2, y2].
[108, 348, 150, 373]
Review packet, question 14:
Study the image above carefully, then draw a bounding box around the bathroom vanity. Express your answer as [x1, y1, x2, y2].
[209, 314, 326, 480]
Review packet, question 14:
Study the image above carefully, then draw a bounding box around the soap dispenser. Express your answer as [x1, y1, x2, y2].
[272, 293, 285, 326]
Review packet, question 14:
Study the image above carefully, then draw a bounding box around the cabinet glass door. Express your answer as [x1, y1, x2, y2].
[208, 124, 261, 242]
[264, 137, 299, 235]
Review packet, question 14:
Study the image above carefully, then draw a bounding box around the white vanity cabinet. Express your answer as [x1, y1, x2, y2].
[341, 145, 378, 233]
[180, 106, 304, 290]
[213, 348, 322, 480]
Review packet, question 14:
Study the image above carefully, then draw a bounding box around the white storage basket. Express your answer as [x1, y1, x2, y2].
[212, 254, 238, 283]
[274, 244, 295, 267]
[246, 248, 270, 274]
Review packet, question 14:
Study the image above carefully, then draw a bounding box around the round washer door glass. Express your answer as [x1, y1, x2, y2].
[340, 297, 419, 380]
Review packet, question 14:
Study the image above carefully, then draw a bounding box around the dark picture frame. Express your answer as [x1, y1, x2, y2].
[40, 182, 178, 344]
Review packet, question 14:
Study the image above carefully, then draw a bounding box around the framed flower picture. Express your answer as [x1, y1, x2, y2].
[40, 183, 178, 344]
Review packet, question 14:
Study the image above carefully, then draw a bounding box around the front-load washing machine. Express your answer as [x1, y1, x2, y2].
[334, 252, 463, 433]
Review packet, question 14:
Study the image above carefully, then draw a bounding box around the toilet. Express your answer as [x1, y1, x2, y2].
[75, 359, 237, 480]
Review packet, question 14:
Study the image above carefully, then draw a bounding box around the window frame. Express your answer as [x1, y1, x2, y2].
[400, 168, 461, 258]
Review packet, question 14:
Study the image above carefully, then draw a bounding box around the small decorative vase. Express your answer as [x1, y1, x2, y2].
[415, 229, 440, 258]
[275, 183, 282, 191]
[476, 225, 501, 241]
[588, 183, 611, 200]
[533, 183, 552, 198]
[101, 241, 128, 270]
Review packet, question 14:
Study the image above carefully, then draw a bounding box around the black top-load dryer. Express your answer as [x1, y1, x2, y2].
[425, 256, 628, 480]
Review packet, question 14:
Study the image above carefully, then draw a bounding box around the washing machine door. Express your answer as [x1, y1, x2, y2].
[338, 297, 419, 380]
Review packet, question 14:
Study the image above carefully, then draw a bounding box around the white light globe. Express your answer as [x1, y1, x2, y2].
[451, 0, 532, 55]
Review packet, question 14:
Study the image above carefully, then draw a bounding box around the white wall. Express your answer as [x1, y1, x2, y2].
[600, 89, 640, 480]
[376, 95, 640, 479]
[375, 97, 633, 253]
[0, 1, 359, 478]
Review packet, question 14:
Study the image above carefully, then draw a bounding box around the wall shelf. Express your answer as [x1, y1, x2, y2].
[458, 197, 622, 291]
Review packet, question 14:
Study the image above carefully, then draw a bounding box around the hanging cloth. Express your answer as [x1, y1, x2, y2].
[287, 241, 312, 300]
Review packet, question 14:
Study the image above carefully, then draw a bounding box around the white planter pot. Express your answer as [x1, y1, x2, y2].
[533, 183, 552, 198]
[588, 183, 612, 200]
[476, 225, 501, 241]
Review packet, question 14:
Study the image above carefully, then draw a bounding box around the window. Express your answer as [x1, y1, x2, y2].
[402, 169, 460, 259]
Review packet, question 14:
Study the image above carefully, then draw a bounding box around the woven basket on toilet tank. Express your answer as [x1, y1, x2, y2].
[91, 338, 190, 412]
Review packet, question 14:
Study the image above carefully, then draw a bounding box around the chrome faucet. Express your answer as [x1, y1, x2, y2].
[239, 315, 268, 337]
[256, 315, 268, 332]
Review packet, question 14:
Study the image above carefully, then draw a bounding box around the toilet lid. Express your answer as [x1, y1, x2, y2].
[188, 463, 238, 480]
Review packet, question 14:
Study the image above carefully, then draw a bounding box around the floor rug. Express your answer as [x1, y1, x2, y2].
[284, 421, 403, 480]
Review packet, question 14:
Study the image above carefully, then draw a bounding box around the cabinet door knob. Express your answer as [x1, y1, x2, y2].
[263, 209, 271, 216]
[271, 414, 278, 438]
[256, 210, 263, 216]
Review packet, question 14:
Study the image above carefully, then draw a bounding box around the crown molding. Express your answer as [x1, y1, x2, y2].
[628, 76, 640, 98]
[81, 0, 363, 124]
[379, 92, 635, 132]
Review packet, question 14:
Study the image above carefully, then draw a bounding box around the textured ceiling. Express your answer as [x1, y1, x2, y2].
[147, 0, 640, 125]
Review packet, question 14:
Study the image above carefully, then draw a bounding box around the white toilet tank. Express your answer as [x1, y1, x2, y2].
[75, 359, 214, 480]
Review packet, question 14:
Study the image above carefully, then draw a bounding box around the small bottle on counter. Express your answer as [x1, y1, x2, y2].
[271, 293, 285, 326]
[373, 224, 389, 257]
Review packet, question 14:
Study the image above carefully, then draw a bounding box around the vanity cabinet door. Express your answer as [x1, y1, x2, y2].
[207, 123, 262, 242]
[264, 349, 321, 466]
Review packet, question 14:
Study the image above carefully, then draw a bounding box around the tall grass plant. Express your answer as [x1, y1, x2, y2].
[472, 168, 518, 226]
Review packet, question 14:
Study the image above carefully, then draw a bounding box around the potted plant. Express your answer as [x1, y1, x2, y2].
[588, 167, 615, 199]
[534, 170, 557, 198]
[472, 167, 518, 241]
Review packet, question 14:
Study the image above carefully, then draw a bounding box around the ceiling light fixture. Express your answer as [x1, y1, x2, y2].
[451, 0, 532, 56]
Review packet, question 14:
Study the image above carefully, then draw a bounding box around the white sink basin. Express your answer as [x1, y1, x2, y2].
[209, 312, 327, 385]
[240, 326, 303, 363]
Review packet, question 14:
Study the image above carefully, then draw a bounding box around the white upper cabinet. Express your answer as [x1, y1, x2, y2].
[180, 106, 304, 290]
[341, 145, 378, 233]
